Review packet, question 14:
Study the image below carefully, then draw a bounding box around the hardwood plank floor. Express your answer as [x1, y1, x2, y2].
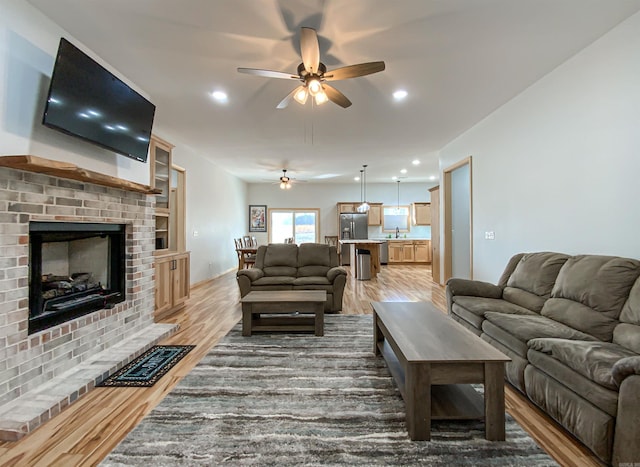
[0, 264, 603, 466]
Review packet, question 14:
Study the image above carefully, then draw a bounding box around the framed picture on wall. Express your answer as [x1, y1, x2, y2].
[249, 205, 267, 232]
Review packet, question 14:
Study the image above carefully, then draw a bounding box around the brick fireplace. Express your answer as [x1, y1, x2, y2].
[0, 160, 177, 440]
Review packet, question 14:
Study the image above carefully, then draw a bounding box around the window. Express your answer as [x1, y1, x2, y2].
[269, 209, 320, 244]
[383, 205, 410, 232]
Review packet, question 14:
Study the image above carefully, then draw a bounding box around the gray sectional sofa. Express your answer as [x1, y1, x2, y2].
[236, 243, 347, 313]
[446, 252, 640, 466]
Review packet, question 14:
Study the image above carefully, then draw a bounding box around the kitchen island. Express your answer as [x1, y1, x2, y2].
[339, 240, 385, 279]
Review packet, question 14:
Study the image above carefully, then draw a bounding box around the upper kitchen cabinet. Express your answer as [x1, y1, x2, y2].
[412, 202, 432, 225]
[368, 203, 383, 226]
[337, 202, 358, 213]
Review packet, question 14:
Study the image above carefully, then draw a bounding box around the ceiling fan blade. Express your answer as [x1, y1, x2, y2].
[300, 27, 320, 74]
[324, 61, 386, 81]
[323, 84, 352, 108]
[276, 86, 304, 109]
[237, 68, 299, 80]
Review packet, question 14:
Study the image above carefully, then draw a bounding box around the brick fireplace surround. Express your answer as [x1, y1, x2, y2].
[0, 163, 177, 440]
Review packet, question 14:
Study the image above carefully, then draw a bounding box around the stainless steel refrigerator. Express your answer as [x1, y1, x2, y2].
[339, 213, 368, 265]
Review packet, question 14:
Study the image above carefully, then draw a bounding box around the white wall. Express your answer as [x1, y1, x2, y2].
[169, 141, 247, 283]
[248, 181, 437, 243]
[439, 11, 640, 282]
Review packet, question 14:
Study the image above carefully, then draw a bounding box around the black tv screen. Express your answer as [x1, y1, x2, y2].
[43, 38, 155, 163]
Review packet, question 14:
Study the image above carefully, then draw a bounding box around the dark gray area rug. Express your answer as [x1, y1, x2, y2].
[102, 315, 558, 466]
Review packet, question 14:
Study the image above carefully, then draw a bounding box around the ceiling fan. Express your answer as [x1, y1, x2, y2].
[277, 169, 305, 190]
[238, 27, 385, 109]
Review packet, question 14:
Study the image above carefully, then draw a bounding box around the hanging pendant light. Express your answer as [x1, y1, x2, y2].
[357, 164, 370, 212]
[395, 180, 401, 213]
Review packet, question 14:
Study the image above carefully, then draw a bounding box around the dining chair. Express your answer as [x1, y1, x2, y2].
[324, 236, 338, 248]
[251, 236, 257, 247]
[242, 235, 252, 248]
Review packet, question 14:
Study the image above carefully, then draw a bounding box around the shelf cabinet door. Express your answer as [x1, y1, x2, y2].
[172, 253, 191, 308]
[412, 202, 432, 225]
[154, 256, 173, 315]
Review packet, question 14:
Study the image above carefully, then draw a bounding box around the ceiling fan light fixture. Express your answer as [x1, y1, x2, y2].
[307, 78, 322, 96]
[293, 87, 308, 105]
[314, 90, 328, 105]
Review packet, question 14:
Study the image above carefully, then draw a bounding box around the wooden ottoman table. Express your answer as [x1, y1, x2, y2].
[241, 290, 326, 336]
[371, 301, 510, 441]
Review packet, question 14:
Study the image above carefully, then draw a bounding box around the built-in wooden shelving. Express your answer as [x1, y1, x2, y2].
[0, 155, 161, 194]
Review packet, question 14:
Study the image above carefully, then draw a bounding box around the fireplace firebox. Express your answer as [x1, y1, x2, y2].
[29, 221, 126, 334]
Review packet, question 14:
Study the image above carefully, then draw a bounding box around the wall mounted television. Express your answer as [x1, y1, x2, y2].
[42, 38, 156, 163]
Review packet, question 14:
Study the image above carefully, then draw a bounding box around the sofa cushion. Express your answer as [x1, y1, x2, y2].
[482, 313, 597, 357]
[262, 244, 298, 276]
[507, 252, 570, 295]
[528, 338, 636, 391]
[292, 276, 331, 287]
[251, 276, 296, 287]
[541, 255, 640, 341]
[615, 279, 640, 353]
[451, 297, 538, 334]
[527, 348, 619, 417]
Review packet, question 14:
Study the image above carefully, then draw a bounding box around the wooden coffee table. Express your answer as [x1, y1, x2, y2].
[241, 290, 326, 336]
[371, 301, 510, 441]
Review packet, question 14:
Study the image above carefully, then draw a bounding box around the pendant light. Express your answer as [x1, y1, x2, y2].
[357, 164, 370, 212]
[395, 180, 401, 213]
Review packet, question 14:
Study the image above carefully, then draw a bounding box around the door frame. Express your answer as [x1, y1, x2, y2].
[442, 156, 473, 282]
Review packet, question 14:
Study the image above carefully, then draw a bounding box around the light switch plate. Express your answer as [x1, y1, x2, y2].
[485, 231, 495, 240]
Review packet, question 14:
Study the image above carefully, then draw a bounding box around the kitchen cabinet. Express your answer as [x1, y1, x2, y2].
[155, 251, 190, 319]
[388, 242, 404, 263]
[368, 203, 382, 226]
[387, 240, 431, 264]
[414, 240, 431, 262]
[412, 202, 432, 225]
[336, 202, 382, 227]
[337, 203, 358, 213]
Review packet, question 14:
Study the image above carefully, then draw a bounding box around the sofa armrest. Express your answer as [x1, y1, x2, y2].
[446, 278, 503, 315]
[327, 266, 347, 282]
[612, 356, 640, 387]
[613, 374, 640, 465]
[237, 268, 264, 282]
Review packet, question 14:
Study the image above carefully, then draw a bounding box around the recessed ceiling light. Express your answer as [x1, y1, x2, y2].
[430, 175, 437, 181]
[400, 169, 407, 174]
[392, 176, 398, 180]
[354, 176, 360, 181]
[210, 90, 228, 103]
[393, 90, 408, 100]
[412, 159, 420, 165]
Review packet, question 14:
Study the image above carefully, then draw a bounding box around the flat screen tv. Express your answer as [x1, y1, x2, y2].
[43, 38, 156, 163]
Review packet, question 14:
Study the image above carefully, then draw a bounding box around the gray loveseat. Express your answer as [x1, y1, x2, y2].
[446, 252, 640, 466]
[237, 243, 347, 313]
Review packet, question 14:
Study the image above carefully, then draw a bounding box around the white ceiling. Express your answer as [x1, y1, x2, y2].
[27, 0, 640, 184]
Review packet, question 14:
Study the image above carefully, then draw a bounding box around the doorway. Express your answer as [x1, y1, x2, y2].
[443, 156, 473, 282]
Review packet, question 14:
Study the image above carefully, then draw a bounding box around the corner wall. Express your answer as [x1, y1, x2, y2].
[439, 11, 640, 282]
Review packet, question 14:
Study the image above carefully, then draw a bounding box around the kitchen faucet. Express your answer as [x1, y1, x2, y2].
[395, 227, 400, 238]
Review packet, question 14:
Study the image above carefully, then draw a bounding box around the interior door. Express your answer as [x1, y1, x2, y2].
[443, 157, 473, 281]
[429, 185, 441, 284]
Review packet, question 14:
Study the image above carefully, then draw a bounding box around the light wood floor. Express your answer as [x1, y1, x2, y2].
[0, 264, 603, 466]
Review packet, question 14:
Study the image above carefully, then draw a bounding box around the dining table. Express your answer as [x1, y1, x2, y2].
[236, 247, 258, 270]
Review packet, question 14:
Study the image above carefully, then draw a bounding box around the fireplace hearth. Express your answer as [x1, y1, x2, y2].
[29, 221, 126, 334]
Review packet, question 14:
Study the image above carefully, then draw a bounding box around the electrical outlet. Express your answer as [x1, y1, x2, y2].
[193, 230, 199, 237]
[485, 231, 495, 240]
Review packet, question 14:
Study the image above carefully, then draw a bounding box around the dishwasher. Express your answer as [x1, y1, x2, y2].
[379, 241, 389, 265]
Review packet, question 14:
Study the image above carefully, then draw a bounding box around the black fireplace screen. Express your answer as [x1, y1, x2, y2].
[28, 222, 126, 334]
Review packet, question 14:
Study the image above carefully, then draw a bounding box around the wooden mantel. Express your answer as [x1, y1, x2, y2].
[0, 155, 161, 194]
